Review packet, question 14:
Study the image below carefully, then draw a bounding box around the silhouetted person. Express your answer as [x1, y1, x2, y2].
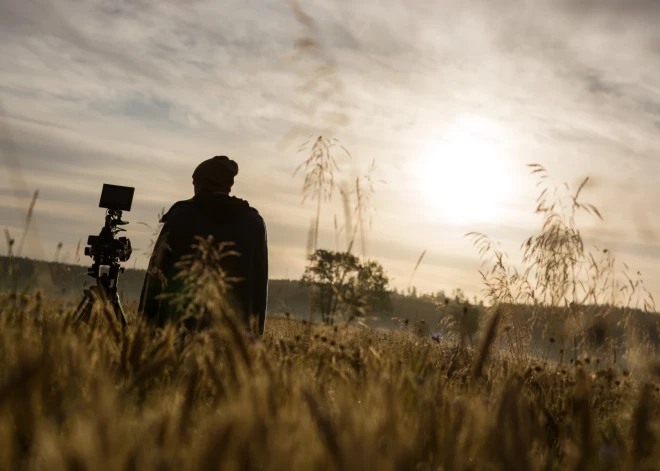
[138, 156, 268, 334]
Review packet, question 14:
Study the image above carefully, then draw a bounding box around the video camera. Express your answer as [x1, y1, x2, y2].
[84, 184, 135, 277]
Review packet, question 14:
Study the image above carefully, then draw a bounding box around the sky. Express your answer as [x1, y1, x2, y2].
[1, 0, 660, 303]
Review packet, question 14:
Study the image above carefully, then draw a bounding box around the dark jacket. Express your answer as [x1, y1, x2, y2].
[138, 193, 268, 334]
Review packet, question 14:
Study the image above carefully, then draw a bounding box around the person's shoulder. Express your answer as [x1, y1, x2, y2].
[245, 203, 264, 222]
[239, 200, 266, 230]
[161, 198, 197, 223]
[228, 196, 263, 219]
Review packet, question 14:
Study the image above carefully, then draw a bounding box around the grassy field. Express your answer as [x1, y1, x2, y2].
[1, 164, 659, 470]
[0, 296, 658, 471]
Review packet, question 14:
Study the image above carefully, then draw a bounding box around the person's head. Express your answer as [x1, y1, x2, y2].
[192, 156, 239, 196]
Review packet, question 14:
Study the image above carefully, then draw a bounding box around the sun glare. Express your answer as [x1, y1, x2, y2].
[413, 115, 515, 225]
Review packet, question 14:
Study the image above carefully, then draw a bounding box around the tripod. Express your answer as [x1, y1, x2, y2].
[73, 262, 128, 327]
[72, 208, 132, 328]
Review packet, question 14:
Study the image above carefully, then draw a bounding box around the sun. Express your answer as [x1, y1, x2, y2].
[413, 115, 515, 225]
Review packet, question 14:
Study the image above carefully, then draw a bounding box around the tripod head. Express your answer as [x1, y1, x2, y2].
[84, 185, 135, 281]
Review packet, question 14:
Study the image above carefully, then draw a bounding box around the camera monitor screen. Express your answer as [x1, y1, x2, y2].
[99, 184, 135, 212]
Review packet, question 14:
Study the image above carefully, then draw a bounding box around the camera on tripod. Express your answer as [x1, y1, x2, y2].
[84, 184, 134, 273]
[74, 184, 135, 327]
[85, 234, 132, 263]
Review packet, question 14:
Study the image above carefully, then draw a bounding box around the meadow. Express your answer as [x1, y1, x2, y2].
[0, 285, 659, 471]
[1, 159, 660, 471]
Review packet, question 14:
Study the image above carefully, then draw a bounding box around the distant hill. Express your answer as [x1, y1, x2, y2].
[0, 256, 452, 329]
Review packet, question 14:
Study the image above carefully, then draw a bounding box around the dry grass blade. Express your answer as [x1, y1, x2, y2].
[408, 249, 427, 290]
[196, 422, 234, 471]
[286, 0, 314, 28]
[471, 308, 501, 382]
[203, 355, 226, 401]
[350, 162, 382, 259]
[306, 217, 316, 259]
[121, 353, 173, 394]
[4, 229, 15, 257]
[178, 358, 199, 441]
[220, 312, 253, 373]
[295, 135, 351, 251]
[303, 389, 343, 469]
[16, 190, 39, 257]
[340, 184, 354, 251]
[630, 383, 654, 469]
[0, 357, 42, 409]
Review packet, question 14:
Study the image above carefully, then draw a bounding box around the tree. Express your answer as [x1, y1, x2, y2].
[452, 288, 466, 303]
[300, 249, 392, 324]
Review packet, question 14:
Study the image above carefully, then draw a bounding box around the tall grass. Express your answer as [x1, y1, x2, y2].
[2, 163, 659, 469]
[1, 167, 659, 469]
[0, 287, 658, 470]
[467, 164, 658, 366]
[294, 135, 351, 252]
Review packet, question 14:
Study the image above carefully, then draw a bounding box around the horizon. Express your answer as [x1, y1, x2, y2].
[2, 0, 660, 303]
[0, 254, 457, 301]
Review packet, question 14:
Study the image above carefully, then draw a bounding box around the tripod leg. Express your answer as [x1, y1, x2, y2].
[113, 294, 128, 327]
[73, 289, 95, 325]
[74, 292, 89, 317]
